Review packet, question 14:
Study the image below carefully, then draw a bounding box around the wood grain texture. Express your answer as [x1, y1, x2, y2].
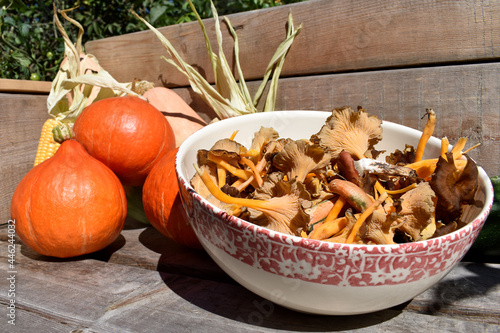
[85, 0, 500, 88]
[0, 222, 499, 331]
[0, 79, 51, 93]
[0, 93, 49, 223]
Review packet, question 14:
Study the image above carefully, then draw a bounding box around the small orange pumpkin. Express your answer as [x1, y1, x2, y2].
[73, 95, 175, 186]
[142, 148, 202, 249]
[10, 140, 127, 258]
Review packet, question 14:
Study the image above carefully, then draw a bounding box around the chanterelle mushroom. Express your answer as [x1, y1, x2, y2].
[211, 138, 247, 155]
[191, 151, 242, 215]
[354, 158, 417, 179]
[249, 127, 280, 152]
[394, 182, 437, 242]
[359, 208, 400, 245]
[272, 140, 331, 183]
[194, 168, 310, 236]
[311, 106, 383, 160]
[247, 172, 311, 235]
[429, 153, 479, 224]
[386, 144, 416, 166]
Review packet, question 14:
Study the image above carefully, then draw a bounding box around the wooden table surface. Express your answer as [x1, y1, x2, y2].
[1, 217, 499, 333]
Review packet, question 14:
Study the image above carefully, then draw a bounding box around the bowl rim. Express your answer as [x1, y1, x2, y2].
[176, 110, 494, 252]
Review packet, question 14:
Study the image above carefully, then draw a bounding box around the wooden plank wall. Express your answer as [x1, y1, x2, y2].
[0, 88, 49, 223]
[85, 0, 500, 177]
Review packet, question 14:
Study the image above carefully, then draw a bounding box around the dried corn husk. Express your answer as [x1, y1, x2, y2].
[48, 5, 143, 138]
[131, 0, 302, 120]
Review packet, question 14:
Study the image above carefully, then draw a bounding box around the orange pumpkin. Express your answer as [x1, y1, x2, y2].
[10, 140, 127, 258]
[142, 148, 202, 249]
[143, 87, 206, 147]
[73, 95, 175, 186]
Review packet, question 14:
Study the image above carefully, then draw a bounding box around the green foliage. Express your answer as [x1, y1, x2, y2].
[1, 0, 62, 80]
[0, 0, 304, 81]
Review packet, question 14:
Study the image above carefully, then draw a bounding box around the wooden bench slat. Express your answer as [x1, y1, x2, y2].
[1, 236, 499, 331]
[85, 0, 500, 88]
[0, 79, 51, 94]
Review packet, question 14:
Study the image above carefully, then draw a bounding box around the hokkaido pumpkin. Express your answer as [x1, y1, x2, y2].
[142, 148, 202, 249]
[73, 95, 175, 186]
[10, 140, 127, 258]
[143, 87, 206, 147]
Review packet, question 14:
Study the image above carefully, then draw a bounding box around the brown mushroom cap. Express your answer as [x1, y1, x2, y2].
[247, 172, 311, 236]
[250, 126, 280, 152]
[386, 144, 416, 166]
[359, 209, 398, 245]
[211, 138, 247, 155]
[394, 182, 437, 241]
[429, 153, 479, 223]
[311, 106, 383, 160]
[272, 140, 332, 183]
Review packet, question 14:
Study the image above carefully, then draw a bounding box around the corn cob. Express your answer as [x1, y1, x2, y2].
[34, 118, 61, 166]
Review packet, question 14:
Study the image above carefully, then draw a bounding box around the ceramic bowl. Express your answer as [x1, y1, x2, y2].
[175, 110, 494, 315]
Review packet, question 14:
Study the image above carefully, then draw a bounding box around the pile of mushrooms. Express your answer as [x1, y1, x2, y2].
[191, 106, 479, 245]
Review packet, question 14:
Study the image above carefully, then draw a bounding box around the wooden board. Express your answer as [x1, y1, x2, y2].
[1, 221, 499, 332]
[0, 79, 51, 94]
[85, 0, 500, 88]
[0, 93, 49, 223]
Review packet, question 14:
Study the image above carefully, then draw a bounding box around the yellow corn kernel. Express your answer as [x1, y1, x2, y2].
[34, 118, 61, 166]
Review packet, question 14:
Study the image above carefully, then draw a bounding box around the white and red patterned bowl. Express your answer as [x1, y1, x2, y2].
[175, 111, 494, 315]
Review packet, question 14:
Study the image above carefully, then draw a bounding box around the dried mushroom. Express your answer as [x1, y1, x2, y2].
[248, 173, 311, 235]
[195, 167, 309, 236]
[430, 153, 479, 223]
[211, 138, 247, 155]
[354, 159, 417, 179]
[249, 127, 280, 153]
[191, 164, 241, 215]
[386, 144, 416, 166]
[190, 106, 481, 244]
[311, 107, 383, 160]
[354, 158, 419, 192]
[272, 140, 331, 183]
[394, 182, 437, 242]
[359, 209, 400, 245]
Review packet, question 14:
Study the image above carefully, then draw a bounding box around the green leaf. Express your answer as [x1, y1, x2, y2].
[149, 4, 167, 25]
[19, 23, 31, 37]
[3, 16, 15, 26]
[0, 0, 27, 12]
[1, 0, 305, 81]
[11, 50, 31, 67]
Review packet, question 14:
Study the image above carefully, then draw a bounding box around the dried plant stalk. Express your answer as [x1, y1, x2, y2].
[131, 0, 302, 120]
